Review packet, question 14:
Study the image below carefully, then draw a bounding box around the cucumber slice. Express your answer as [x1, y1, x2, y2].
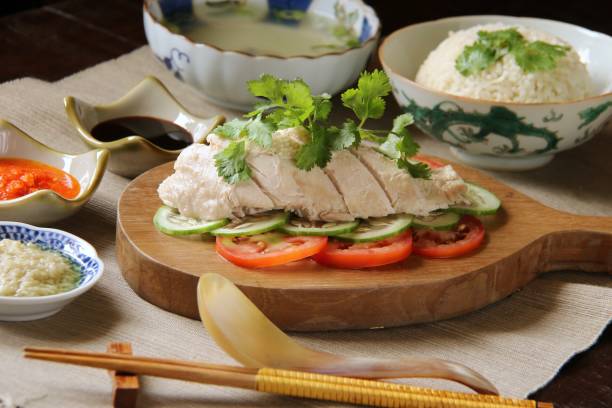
[336, 214, 413, 243]
[413, 211, 461, 231]
[153, 206, 229, 236]
[450, 182, 501, 216]
[211, 211, 289, 237]
[279, 217, 359, 236]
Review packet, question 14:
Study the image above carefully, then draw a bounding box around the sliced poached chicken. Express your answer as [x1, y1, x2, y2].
[158, 127, 467, 221]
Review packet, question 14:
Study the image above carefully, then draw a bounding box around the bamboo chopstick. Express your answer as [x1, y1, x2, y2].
[26, 346, 257, 374]
[24, 347, 553, 408]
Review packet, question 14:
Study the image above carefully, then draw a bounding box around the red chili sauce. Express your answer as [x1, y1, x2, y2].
[0, 158, 80, 200]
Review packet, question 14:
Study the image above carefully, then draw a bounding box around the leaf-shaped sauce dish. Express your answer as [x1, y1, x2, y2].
[65, 76, 225, 178]
[0, 121, 109, 225]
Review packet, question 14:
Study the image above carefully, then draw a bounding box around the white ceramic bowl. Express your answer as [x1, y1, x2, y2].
[143, 0, 379, 111]
[0, 222, 104, 321]
[380, 15, 612, 171]
[0, 121, 109, 224]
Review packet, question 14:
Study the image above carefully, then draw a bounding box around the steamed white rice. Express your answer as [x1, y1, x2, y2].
[415, 23, 593, 103]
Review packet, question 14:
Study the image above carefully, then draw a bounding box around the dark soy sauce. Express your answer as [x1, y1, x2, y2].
[91, 116, 193, 150]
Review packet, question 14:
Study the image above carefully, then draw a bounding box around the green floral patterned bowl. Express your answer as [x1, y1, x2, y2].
[380, 15, 612, 171]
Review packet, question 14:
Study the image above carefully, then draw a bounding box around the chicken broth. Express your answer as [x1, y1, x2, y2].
[165, 5, 349, 57]
[91, 117, 192, 150]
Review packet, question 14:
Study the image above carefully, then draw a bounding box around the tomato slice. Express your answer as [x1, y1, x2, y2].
[312, 231, 412, 269]
[413, 155, 445, 169]
[413, 216, 484, 258]
[216, 232, 327, 268]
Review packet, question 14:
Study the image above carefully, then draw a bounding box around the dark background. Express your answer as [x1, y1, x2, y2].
[2, 0, 610, 36]
[0, 1, 610, 407]
[367, 0, 609, 37]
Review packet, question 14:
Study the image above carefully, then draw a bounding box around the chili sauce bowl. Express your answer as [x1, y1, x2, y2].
[0, 222, 104, 321]
[65, 76, 225, 178]
[379, 15, 612, 171]
[143, 0, 380, 111]
[0, 121, 109, 225]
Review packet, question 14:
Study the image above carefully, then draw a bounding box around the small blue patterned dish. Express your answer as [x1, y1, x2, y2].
[0, 222, 104, 321]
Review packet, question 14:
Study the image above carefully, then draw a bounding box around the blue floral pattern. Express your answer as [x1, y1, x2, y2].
[267, 0, 312, 23]
[159, 0, 193, 17]
[0, 224, 102, 287]
[156, 48, 191, 80]
[358, 16, 371, 44]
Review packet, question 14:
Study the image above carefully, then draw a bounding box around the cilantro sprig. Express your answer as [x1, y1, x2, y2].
[212, 70, 429, 183]
[455, 28, 570, 77]
[339, 71, 430, 179]
[213, 140, 251, 184]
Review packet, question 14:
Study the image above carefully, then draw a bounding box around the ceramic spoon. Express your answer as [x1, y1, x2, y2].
[196, 273, 499, 395]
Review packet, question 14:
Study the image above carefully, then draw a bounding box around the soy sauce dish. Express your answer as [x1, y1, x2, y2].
[65, 76, 225, 178]
[143, 0, 380, 110]
[0, 222, 103, 322]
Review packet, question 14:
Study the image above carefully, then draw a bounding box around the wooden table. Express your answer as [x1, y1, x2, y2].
[1, 1, 610, 407]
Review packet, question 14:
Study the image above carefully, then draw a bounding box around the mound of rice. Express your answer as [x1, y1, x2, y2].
[415, 23, 593, 103]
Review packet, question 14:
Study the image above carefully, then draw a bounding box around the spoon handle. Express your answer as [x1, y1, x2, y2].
[298, 356, 499, 395]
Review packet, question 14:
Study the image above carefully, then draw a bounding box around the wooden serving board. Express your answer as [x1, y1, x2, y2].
[117, 159, 612, 331]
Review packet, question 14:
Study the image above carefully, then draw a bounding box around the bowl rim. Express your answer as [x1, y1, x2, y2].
[0, 221, 104, 304]
[64, 76, 225, 154]
[143, 0, 381, 60]
[0, 120, 109, 206]
[379, 14, 612, 107]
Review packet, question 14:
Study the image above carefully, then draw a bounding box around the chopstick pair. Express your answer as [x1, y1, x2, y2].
[24, 347, 553, 408]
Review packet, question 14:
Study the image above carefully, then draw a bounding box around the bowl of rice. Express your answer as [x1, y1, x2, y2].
[0, 222, 104, 321]
[379, 15, 612, 170]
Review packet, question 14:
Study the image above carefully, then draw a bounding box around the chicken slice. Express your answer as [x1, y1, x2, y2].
[415, 165, 468, 211]
[212, 128, 350, 222]
[246, 150, 352, 221]
[353, 146, 466, 216]
[324, 150, 394, 219]
[247, 151, 303, 210]
[352, 146, 423, 214]
[291, 166, 353, 221]
[157, 144, 274, 220]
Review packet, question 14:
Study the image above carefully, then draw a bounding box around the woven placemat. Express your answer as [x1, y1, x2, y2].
[0, 47, 610, 408]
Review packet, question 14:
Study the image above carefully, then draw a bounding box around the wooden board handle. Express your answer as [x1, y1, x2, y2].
[541, 214, 612, 274]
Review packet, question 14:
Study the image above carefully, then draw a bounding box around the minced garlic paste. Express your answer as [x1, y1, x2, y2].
[0, 239, 80, 297]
